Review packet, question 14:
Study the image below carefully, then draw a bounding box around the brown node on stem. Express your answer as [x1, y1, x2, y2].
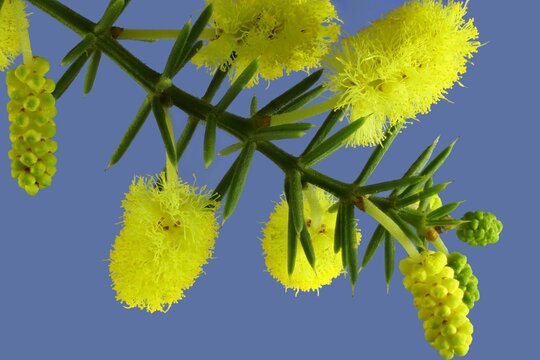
[110, 27, 124, 39]
[354, 197, 365, 211]
[425, 228, 440, 242]
[255, 115, 271, 129]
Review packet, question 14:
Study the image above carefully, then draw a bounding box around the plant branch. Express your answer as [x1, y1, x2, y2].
[27, 0, 351, 198]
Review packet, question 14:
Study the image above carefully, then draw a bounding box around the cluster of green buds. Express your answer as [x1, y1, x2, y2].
[457, 210, 503, 246]
[446, 252, 480, 309]
[6, 57, 57, 195]
[400, 251, 474, 359]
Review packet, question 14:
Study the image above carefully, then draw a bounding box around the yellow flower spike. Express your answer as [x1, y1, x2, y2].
[109, 174, 220, 313]
[261, 187, 361, 293]
[0, 0, 29, 71]
[193, 0, 340, 87]
[324, 0, 480, 147]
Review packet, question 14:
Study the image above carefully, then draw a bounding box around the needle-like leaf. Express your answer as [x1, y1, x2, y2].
[223, 142, 256, 222]
[107, 96, 152, 168]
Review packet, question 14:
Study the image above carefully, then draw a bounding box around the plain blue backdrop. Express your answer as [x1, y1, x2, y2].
[0, 1, 536, 359]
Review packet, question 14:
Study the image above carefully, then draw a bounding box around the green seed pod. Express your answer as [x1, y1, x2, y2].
[400, 251, 474, 359]
[457, 210, 503, 246]
[6, 57, 58, 195]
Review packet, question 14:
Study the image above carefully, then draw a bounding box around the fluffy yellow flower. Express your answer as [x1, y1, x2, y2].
[193, 0, 340, 86]
[261, 188, 360, 293]
[324, 0, 480, 147]
[109, 175, 219, 313]
[0, 0, 28, 71]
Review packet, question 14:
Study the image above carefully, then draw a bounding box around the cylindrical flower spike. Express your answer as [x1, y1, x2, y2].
[109, 174, 220, 313]
[457, 210, 503, 246]
[6, 57, 58, 195]
[446, 252, 480, 309]
[324, 0, 480, 147]
[192, 0, 340, 87]
[400, 251, 474, 359]
[0, 0, 28, 71]
[261, 187, 361, 293]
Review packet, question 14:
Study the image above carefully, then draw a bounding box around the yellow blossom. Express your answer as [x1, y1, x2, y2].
[0, 0, 28, 71]
[193, 0, 340, 86]
[261, 187, 360, 293]
[109, 175, 219, 313]
[324, 0, 480, 147]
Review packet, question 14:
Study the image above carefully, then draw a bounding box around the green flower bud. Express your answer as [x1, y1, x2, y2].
[43, 78, 56, 93]
[23, 129, 41, 144]
[13, 113, 30, 127]
[33, 113, 49, 126]
[12, 139, 27, 153]
[41, 124, 56, 138]
[23, 95, 40, 111]
[457, 210, 503, 246]
[30, 161, 47, 177]
[20, 151, 37, 166]
[7, 149, 18, 160]
[46, 166, 57, 177]
[6, 100, 21, 114]
[37, 173, 52, 187]
[24, 184, 40, 196]
[14, 64, 30, 81]
[32, 141, 49, 157]
[39, 93, 55, 109]
[33, 57, 50, 75]
[446, 252, 480, 309]
[42, 153, 57, 167]
[27, 74, 46, 92]
[18, 172, 36, 187]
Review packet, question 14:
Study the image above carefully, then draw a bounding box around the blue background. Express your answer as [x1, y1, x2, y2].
[0, 1, 536, 359]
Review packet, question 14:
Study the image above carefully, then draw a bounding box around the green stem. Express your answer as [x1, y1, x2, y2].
[271, 97, 338, 126]
[115, 27, 214, 42]
[117, 29, 181, 41]
[163, 107, 179, 182]
[432, 236, 449, 255]
[362, 197, 420, 259]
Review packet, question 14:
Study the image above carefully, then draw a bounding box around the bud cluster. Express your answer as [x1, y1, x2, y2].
[446, 252, 480, 309]
[6, 57, 57, 195]
[457, 210, 503, 246]
[400, 251, 473, 359]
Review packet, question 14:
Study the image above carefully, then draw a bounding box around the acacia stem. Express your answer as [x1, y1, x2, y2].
[362, 197, 420, 259]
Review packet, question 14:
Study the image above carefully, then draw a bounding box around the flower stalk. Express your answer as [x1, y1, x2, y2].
[362, 197, 420, 259]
